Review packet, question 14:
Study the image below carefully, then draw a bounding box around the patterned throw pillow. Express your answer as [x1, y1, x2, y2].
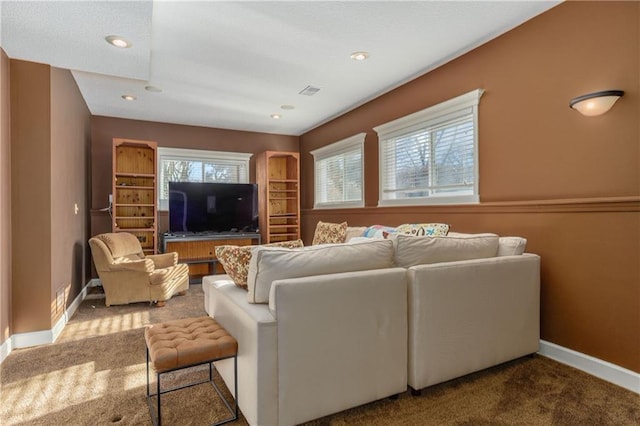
[363, 225, 397, 239]
[216, 239, 304, 289]
[395, 223, 450, 237]
[311, 221, 348, 245]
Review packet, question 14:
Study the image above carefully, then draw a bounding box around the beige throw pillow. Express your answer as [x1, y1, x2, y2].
[344, 226, 367, 242]
[497, 237, 527, 256]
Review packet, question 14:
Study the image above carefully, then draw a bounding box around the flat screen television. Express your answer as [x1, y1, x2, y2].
[168, 182, 259, 234]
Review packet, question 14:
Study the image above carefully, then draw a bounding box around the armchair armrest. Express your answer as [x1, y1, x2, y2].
[146, 252, 178, 269]
[110, 258, 155, 273]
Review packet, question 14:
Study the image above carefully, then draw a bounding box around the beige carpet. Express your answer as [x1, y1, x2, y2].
[1, 285, 638, 425]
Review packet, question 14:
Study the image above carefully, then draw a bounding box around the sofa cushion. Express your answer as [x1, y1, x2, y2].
[149, 263, 189, 285]
[448, 233, 527, 256]
[393, 233, 499, 268]
[395, 223, 450, 237]
[247, 239, 394, 304]
[122, 253, 144, 262]
[497, 237, 527, 256]
[215, 240, 304, 289]
[312, 221, 348, 245]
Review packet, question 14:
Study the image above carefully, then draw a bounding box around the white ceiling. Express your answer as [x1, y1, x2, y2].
[0, 1, 559, 136]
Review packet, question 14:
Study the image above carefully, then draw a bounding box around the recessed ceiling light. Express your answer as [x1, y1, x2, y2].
[280, 105, 295, 110]
[350, 51, 370, 61]
[105, 35, 132, 48]
[270, 114, 282, 120]
[145, 85, 163, 93]
[121, 95, 136, 101]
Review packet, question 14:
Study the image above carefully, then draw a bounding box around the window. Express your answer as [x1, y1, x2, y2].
[157, 147, 251, 210]
[374, 89, 483, 206]
[310, 133, 365, 209]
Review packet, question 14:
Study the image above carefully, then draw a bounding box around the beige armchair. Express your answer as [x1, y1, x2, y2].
[89, 232, 189, 307]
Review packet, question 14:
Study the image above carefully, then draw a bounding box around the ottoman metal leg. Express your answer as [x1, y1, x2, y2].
[146, 350, 238, 426]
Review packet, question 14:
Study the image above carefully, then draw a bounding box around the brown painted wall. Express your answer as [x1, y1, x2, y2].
[90, 116, 299, 241]
[7, 61, 91, 335]
[0, 49, 11, 345]
[299, 2, 640, 372]
[50, 67, 91, 325]
[10, 60, 52, 333]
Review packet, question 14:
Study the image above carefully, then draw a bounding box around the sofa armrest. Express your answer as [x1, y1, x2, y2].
[110, 258, 154, 273]
[407, 254, 540, 389]
[269, 268, 408, 425]
[146, 252, 177, 269]
[202, 276, 278, 426]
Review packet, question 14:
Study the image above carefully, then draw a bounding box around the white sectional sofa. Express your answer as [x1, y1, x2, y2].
[203, 239, 408, 426]
[202, 232, 540, 425]
[388, 232, 541, 392]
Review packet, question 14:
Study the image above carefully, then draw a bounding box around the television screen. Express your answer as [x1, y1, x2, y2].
[168, 182, 258, 234]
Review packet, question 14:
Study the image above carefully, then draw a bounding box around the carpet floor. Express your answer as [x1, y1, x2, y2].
[1, 284, 638, 425]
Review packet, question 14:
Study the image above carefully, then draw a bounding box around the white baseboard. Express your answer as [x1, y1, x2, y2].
[538, 340, 640, 394]
[0, 280, 95, 363]
[0, 335, 12, 364]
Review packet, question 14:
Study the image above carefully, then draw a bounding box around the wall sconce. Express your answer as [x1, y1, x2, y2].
[569, 90, 624, 116]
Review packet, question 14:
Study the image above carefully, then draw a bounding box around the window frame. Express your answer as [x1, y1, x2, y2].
[156, 147, 252, 210]
[374, 89, 484, 207]
[310, 132, 366, 209]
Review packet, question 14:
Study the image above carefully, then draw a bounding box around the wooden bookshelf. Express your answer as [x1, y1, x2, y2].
[256, 151, 301, 243]
[112, 138, 158, 254]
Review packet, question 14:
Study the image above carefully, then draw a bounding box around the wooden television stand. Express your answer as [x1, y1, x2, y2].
[161, 233, 261, 284]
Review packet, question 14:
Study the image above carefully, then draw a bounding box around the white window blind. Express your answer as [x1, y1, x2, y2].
[374, 89, 483, 206]
[311, 133, 365, 209]
[157, 148, 252, 210]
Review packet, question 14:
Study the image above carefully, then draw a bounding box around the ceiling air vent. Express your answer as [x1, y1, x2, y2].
[299, 85, 320, 96]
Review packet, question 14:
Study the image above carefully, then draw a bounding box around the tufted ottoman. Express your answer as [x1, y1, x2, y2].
[145, 316, 238, 426]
